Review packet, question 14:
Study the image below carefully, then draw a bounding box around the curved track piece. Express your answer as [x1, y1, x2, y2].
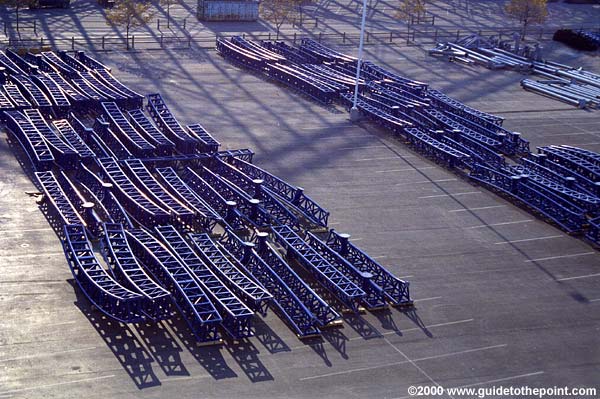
[127, 109, 175, 155]
[63, 224, 145, 323]
[123, 159, 194, 227]
[218, 230, 322, 337]
[5, 110, 54, 170]
[155, 166, 222, 231]
[271, 225, 365, 313]
[125, 228, 222, 343]
[24, 108, 78, 169]
[102, 223, 172, 320]
[155, 225, 254, 339]
[36, 170, 87, 235]
[146, 93, 199, 153]
[189, 232, 273, 313]
[52, 119, 95, 161]
[10, 75, 53, 110]
[101, 102, 155, 157]
[97, 157, 170, 227]
[223, 156, 329, 227]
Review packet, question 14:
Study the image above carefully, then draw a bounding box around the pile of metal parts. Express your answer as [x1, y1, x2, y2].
[429, 34, 600, 109]
[217, 37, 600, 243]
[0, 49, 413, 343]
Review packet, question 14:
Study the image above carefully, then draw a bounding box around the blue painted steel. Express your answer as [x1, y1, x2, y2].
[231, 36, 287, 62]
[305, 232, 387, 310]
[0, 89, 15, 117]
[96, 157, 170, 227]
[186, 123, 221, 153]
[180, 167, 246, 229]
[216, 38, 266, 71]
[405, 127, 471, 168]
[146, 93, 200, 153]
[326, 230, 412, 306]
[247, 230, 341, 325]
[127, 109, 175, 156]
[125, 228, 222, 342]
[155, 225, 255, 338]
[54, 171, 104, 237]
[75, 162, 135, 229]
[586, 216, 600, 244]
[93, 68, 144, 108]
[426, 89, 504, 127]
[57, 50, 90, 71]
[189, 232, 272, 313]
[300, 38, 357, 63]
[266, 63, 336, 104]
[51, 119, 95, 162]
[0, 50, 27, 75]
[79, 71, 129, 105]
[41, 51, 79, 77]
[270, 224, 365, 312]
[421, 107, 504, 151]
[75, 51, 112, 72]
[523, 154, 600, 196]
[469, 164, 586, 233]
[101, 102, 155, 157]
[505, 164, 600, 213]
[154, 166, 222, 231]
[5, 110, 54, 170]
[10, 75, 53, 110]
[5, 49, 38, 74]
[35, 170, 86, 233]
[3, 84, 32, 109]
[538, 146, 600, 183]
[261, 41, 320, 65]
[123, 159, 195, 228]
[69, 73, 108, 103]
[362, 61, 427, 93]
[339, 92, 413, 134]
[93, 118, 134, 160]
[217, 230, 322, 337]
[210, 158, 300, 228]
[45, 72, 91, 105]
[30, 74, 71, 115]
[23, 108, 78, 169]
[102, 223, 173, 320]
[63, 224, 145, 323]
[200, 166, 272, 228]
[556, 145, 600, 166]
[223, 156, 329, 227]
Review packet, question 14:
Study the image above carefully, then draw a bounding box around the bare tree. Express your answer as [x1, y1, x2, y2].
[0, 0, 29, 31]
[160, 0, 174, 28]
[260, 0, 300, 35]
[505, 0, 548, 39]
[396, 0, 427, 23]
[105, 0, 153, 50]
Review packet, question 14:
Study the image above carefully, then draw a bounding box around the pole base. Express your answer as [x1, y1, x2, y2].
[350, 107, 361, 122]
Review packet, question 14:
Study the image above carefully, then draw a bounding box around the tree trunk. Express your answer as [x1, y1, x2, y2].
[16, 5, 19, 32]
[167, 1, 170, 28]
[126, 24, 130, 50]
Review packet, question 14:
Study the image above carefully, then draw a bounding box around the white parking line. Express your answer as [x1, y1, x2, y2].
[494, 235, 564, 245]
[357, 156, 404, 161]
[0, 375, 115, 395]
[419, 191, 481, 199]
[299, 343, 506, 382]
[589, 298, 600, 302]
[467, 219, 533, 229]
[339, 145, 387, 150]
[395, 178, 457, 186]
[525, 252, 595, 263]
[0, 252, 64, 259]
[414, 296, 443, 302]
[556, 272, 600, 282]
[375, 166, 436, 173]
[0, 227, 53, 234]
[449, 205, 506, 213]
[0, 346, 98, 363]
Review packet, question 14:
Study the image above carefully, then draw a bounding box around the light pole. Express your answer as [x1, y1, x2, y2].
[350, 0, 368, 122]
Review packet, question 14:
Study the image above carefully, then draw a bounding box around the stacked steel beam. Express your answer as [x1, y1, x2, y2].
[0, 49, 412, 344]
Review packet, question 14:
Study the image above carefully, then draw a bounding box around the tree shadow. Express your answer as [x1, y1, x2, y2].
[69, 280, 161, 389]
[134, 320, 190, 377]
[164, 316, 238, 380]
